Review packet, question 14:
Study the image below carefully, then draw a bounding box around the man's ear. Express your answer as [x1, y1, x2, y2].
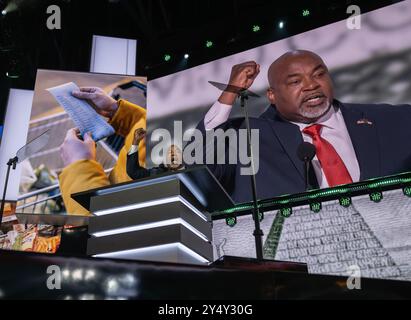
[266, 88, 276, 105]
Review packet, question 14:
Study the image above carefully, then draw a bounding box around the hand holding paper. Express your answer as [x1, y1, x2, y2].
[47, 82, 115, 141]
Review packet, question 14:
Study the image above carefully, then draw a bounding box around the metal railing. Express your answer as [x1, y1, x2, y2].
[16, 168, 114, 214]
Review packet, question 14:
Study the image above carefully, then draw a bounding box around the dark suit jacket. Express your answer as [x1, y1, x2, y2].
[197, 100, 411, 203]
[126, 151, 169, 180]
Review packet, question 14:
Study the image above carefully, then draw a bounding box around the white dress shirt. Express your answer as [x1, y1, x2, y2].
[128, 145, 139, 155]
[204, 101, 360, 188]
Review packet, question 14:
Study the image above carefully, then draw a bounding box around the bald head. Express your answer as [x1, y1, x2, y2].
[268, 50, 326, 88]
[266, 50, 334, 123]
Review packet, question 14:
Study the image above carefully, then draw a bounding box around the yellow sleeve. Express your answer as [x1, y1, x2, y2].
[109, 122, 146, 185]
[109, 99, 146, 137]
[108, 100, 147, 184]
[59, 100, 147, 214]
[59, 160, 110, 216]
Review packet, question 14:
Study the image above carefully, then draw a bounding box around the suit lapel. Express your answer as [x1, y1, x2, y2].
[261, 106, 305, 182]
[339, 101, 381, 180]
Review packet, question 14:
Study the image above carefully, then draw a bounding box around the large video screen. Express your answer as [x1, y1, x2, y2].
[146, 1, 411, 281]
[146, 1, 411, 203]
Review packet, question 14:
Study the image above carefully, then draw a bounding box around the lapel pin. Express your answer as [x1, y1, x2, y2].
[356, 118, 373, 125]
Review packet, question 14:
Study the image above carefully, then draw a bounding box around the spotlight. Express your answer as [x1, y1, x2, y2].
[226, 216, 237, 227]
[252, 25, 261, 32]
[302, 9, 310, 17]
[403, 186, 411, 197]
[310, 202, 322, 213]
[278, 21, 285, 29]
[280, 207, 292, 218]
[183, 53, 189, 59]
[1, 10, 6, 16]
[369, 191, 383, 203]
[163, 54, 171, 62]
[6, 71, 19, 79]
[205, 40, 213, 48]
[339, 196, 351, 208]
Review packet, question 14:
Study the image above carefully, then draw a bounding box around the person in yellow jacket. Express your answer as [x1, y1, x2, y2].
[59, 86, 146, 216]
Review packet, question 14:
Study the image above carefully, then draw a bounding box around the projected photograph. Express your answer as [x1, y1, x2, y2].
[16, 70, 147, 216]
[145, 2, 411, 282]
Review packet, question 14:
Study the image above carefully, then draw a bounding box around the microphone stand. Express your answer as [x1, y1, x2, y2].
[239, 90, 264, 261]
[0, 129, 50, 227]
[303, 158, 310, 191]
[208, 81, 263, 260]
[0, 156, 18, 225]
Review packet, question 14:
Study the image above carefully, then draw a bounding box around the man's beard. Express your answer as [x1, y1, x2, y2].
[299, 99, 331, 120]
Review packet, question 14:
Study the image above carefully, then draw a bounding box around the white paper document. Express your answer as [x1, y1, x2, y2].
[47, 82, 115, 141]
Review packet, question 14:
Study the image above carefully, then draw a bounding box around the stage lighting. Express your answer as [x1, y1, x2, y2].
[302, 9, 310, 17]
[403, 186, 411, 197]
[310, 202, 322, 213]
[163, 54, 171, 62]
[278, 21, 285, 29]
[253, 211, 264, 222]
[6, 71, 19, 79]
[339, 196, 351, 208]
[252, 25, 261, 32]
[184, 53, 189, 59]
[226, 216, 237, 227]
[1, 10, 6, 16]
[205, 40, 213, 48]
[280, 207, 292, 218]
[369, 191, 383, 203]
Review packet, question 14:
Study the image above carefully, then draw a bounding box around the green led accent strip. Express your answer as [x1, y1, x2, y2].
[215, 171, 411, 217]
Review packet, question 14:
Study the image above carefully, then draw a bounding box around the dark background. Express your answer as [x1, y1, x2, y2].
[0, 0, 402, 124]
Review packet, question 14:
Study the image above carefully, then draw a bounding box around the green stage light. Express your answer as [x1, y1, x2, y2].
[205, 40, 213, 48]
[339, 196, 351, 208]
[280, 207, 292, 218]
[310, 202, 322, 213]
[226, 216, 237, 227]
[164, 54, 171, 62]
[403, 186, 411, 197]
[252, 25, 261, 32]
[6, 71, 19, 79]
[369, 191, 383, 203]
[302, 9, 310, 17]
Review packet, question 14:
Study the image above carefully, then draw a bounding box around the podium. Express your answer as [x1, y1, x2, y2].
[72, 165, 234, 265]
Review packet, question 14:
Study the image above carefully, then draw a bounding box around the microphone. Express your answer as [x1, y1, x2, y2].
[297, 142, 316, 191]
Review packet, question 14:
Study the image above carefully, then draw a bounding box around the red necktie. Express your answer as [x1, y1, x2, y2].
[302, 124, 353, 187]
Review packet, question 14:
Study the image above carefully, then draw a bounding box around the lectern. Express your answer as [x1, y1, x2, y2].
[72, 165, 234, 265]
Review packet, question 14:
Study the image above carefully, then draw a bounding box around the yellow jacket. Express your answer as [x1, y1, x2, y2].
[59, 99, 146, 215]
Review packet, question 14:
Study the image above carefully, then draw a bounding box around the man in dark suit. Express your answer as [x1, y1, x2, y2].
[198, 50, 411, 203]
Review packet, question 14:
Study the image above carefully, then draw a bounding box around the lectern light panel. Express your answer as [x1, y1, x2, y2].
[88, 224, 213, 265]
[91, 217, 209, 242]
[93, 243, 210, 265]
